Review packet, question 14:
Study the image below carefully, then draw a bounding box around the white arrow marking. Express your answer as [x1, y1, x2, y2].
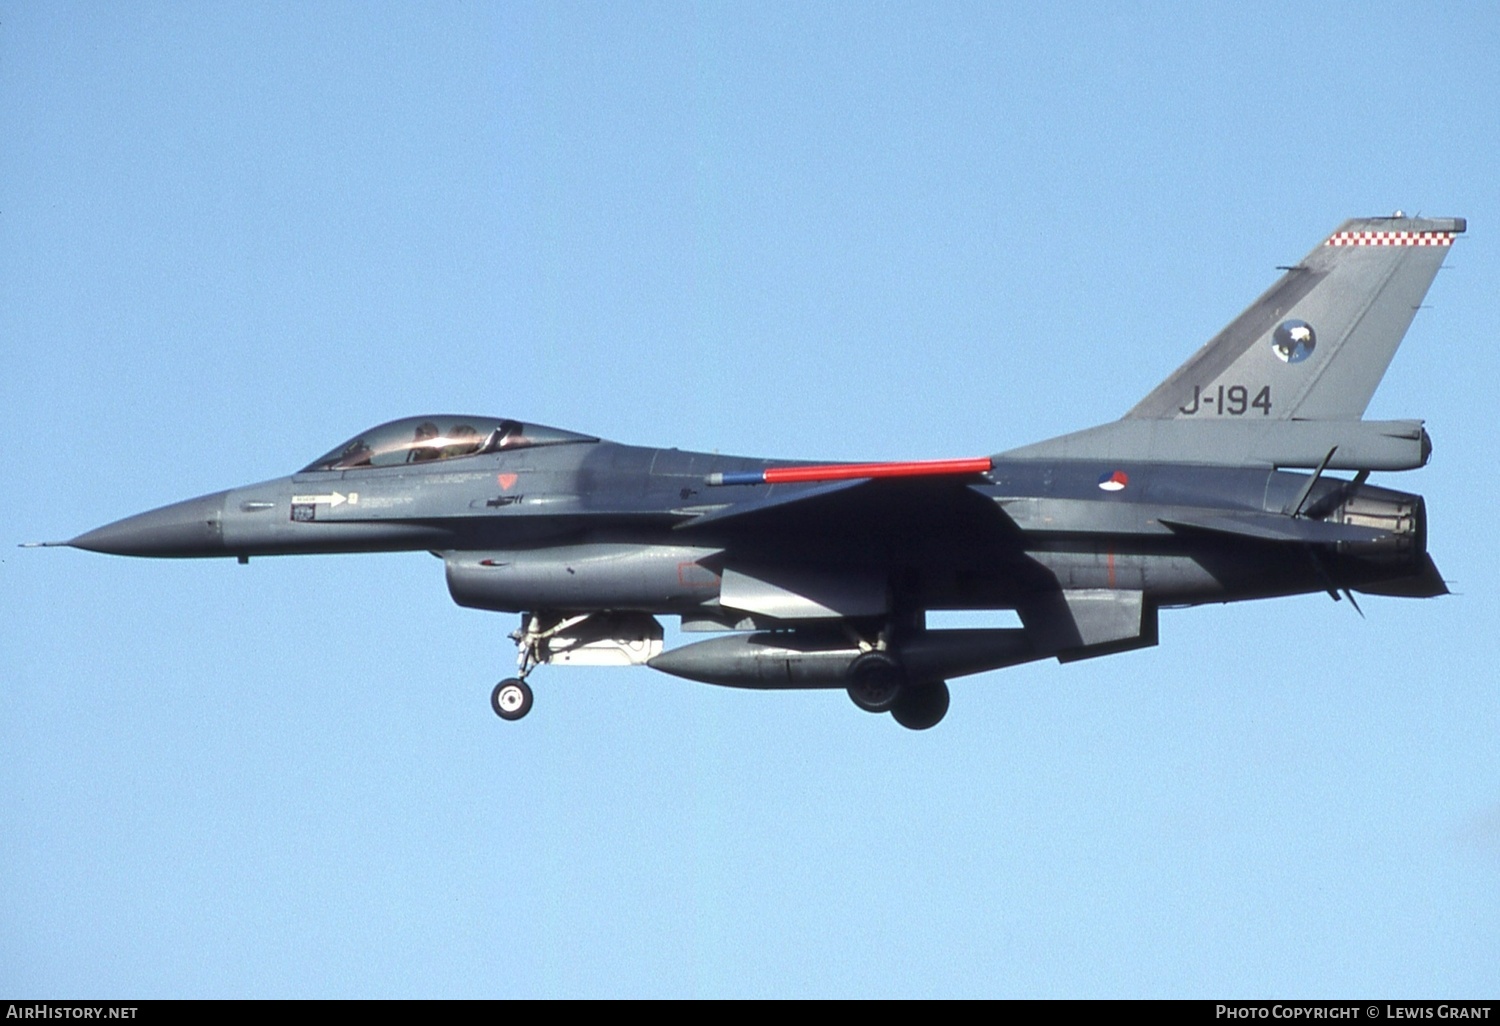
[291, 491, 355, 507]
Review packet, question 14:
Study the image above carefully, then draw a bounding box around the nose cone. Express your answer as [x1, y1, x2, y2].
[69, 491, 229, 557]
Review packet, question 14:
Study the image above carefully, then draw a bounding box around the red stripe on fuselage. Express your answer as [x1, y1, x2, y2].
[761, 457, 993, 484]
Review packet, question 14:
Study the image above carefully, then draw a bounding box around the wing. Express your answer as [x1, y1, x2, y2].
[675, 470, 1022, 556]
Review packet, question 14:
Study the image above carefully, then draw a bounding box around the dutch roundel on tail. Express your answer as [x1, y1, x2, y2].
[33, 214, 1464, 729]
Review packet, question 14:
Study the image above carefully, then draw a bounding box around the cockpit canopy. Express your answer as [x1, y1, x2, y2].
[301, 415, 598, 472]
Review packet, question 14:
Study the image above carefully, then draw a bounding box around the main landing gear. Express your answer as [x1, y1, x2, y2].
[890, 679, 950, 731]
[845, 646, 951, 731]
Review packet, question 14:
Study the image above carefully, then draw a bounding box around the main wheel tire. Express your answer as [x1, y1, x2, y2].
[491, 678, 533, 721]
[846, 651, 906, 713]
[891, 679, 950, 731]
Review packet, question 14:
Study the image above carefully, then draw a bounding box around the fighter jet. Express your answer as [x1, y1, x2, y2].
[38, 215, 1463, 729]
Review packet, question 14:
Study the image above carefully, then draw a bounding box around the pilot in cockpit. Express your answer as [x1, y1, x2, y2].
[408, 422, 442, 463]
[442, 424, 480, 460]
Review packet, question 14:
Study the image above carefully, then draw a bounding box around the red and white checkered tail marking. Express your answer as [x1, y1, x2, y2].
[1326, 230, 1455, 247]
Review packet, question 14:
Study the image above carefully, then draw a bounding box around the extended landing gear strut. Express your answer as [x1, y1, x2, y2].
[489, 611, 666, 722]
[843, 630, 951, 730]
[489, 612, 587, 722]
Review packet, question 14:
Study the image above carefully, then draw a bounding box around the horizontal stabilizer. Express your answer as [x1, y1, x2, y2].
[1160, 511, 1389, 545]
[1354, 554, 1449, 597]
[1000, 418, 1430, 470]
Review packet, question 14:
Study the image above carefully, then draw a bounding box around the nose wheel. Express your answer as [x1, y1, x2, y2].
[490, 611, 561, 722]
[491, 678, 533, 721]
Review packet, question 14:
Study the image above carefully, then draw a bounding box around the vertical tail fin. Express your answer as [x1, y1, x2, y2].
[1126, 215, 1464, 421]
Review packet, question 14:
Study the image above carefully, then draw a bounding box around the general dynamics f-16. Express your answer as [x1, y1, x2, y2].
[36, 215, 1463, 729]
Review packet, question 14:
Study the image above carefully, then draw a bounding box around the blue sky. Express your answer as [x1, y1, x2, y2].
[4, 2, 1498, 997]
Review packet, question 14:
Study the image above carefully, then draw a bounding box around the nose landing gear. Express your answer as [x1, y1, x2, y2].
[488, 611, 666, 721]
[487, 613, 561, 722]
[487, 614, 552, 722]
[491, 678, 534, 721]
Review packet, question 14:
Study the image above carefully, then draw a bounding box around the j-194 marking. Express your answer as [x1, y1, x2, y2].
[1179, 384, 1272, 416]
